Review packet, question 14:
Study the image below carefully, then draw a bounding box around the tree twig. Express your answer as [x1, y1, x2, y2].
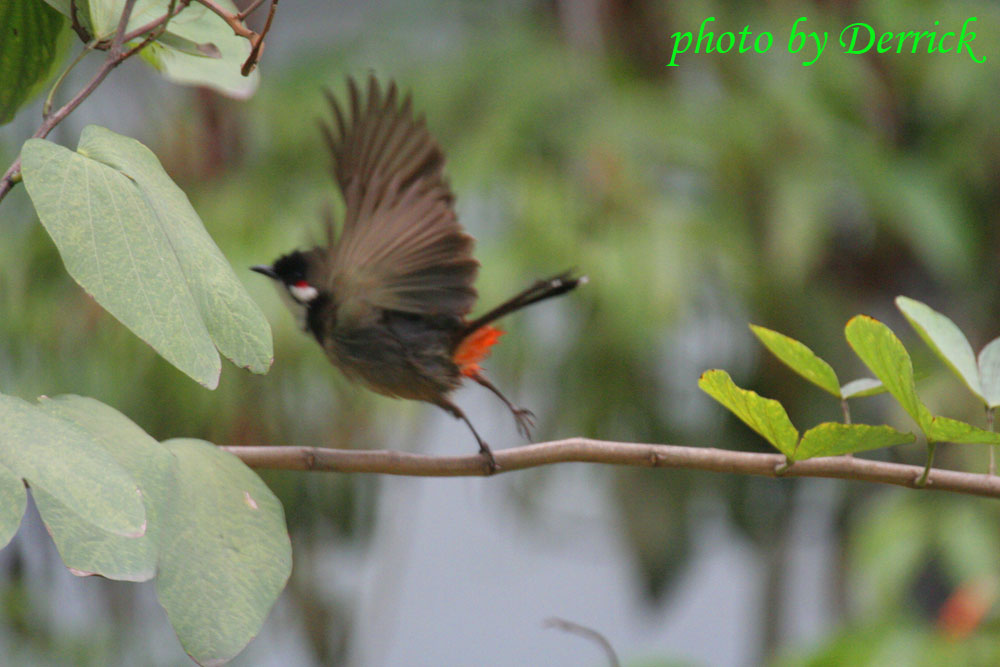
[544, 617, 620, 667]
[241, 0, 278, 75]
[220, 438, 1000, 499]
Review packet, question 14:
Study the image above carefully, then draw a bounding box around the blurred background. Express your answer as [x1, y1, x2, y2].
[2, 0, 1000, 664]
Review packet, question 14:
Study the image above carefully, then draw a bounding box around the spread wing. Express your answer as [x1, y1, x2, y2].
[320, 75, 478, 320]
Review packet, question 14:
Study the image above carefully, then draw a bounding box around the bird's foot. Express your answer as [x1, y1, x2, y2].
[513, 408, 536, 440]
[479, 442, 499, 475]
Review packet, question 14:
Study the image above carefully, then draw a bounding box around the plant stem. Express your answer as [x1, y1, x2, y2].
[43, 41, 98, 118]
[916, 441, 937, 487]
[988, 407, 996, 476]
[841, 398, 854, 457]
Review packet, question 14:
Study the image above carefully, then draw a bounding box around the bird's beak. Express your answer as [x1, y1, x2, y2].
[251, 265, 279, 279]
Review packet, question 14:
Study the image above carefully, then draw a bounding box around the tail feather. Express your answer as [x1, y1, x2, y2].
[459, 271, 585, 340]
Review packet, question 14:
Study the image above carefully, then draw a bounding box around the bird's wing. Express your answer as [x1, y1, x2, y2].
[320, 75, 478, 320]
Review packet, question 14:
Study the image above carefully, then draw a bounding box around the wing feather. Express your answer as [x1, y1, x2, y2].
[321, 76, 477, 318]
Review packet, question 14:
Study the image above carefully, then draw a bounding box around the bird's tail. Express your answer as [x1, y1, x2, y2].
[459, 271, 586, 341]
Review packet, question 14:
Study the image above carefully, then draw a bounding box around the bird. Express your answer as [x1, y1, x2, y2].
[252, 75, 584, 473]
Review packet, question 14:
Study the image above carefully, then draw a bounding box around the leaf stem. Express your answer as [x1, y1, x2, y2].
[841, 397, 854, 457]
[988, 407, 996, 476]
[916, 441, 937, 487]
[43, 41, 99, 119]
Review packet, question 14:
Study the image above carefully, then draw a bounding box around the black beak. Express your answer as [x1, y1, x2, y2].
[251, 265, 279, 279]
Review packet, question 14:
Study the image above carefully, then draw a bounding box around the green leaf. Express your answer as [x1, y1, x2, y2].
[76, 126, 273, 374]
[156, 439, 291, 666]
[750, 324, 841, 396]
[137, 0, 259, 99]
[0, 394, 144, 537]
[844, 315, 931, 431]
[0, 463, 27, 550]
[33, 395, 175, 581]
[840, 378, 887, 398]
[794, 423, 914, 460]
[44, 0, 258, 97]
[0, 0, 69, 125]
[925, 416, 1000, 445]
[698, 369, 799, 457]
[156, 31, 222, 59]
[977, 337, 1000, 408]
[896, 296, 983, 400]
[20, 126, 273, 388]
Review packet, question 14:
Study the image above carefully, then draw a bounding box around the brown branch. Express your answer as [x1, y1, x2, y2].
[220, 438, 1000, 499]
[237, 0, 268, 20]
[241, 0, 278, 75]
[0, 0, 173, 203]
[544, 617, 620, 667]
[198, 0, 256, 39]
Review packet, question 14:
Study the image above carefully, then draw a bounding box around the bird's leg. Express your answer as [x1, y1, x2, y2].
[470, 373, 535, 439]
[437, 399, 498, 474]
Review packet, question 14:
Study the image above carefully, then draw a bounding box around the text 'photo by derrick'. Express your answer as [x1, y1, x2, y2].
[668, 16, 986, 66]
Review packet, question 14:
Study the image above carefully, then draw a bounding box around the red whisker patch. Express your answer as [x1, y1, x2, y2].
[454, 326, 504, 377]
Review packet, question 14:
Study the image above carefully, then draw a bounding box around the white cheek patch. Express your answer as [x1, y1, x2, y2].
[289, 284, 319, 303]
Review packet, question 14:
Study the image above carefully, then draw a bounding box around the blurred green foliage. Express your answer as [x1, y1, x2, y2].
[2, 0, 1000, 663]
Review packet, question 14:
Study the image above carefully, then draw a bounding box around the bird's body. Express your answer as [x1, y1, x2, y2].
[253, 76, 583, 471]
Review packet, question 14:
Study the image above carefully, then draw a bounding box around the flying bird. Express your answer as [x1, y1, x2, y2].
[253, 76, 583, 472]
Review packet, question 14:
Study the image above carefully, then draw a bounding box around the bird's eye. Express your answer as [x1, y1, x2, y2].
[293, 280, 309, 288]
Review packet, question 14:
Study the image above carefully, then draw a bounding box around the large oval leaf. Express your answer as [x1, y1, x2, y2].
[0, 394, 144, 537]
[0, 463, 27, 550]
[34, 395, 176, 581]
[157, 439, 291, 666]
[21, 126, 273, 388]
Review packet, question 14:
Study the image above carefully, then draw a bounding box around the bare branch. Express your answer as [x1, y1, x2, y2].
[220, 438, 1000, 499]
[198, 0, 255, 39]
[544, 617, 620, 667]
[241, 0, 278, 75]
[237, 0, 268, 21]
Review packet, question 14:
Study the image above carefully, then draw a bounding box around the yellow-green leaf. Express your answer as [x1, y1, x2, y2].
[795, 423, 914, 460]
[750, 324, 841, 396]
[698, 369, 799, 457]
[845, 315, 932, 431]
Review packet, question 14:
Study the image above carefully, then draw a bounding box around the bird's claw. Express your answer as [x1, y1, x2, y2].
[479, 443, 499, 475]
[513, 408, 536, 439]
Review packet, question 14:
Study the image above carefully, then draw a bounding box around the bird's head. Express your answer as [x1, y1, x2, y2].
[252, 250, 325, 327]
